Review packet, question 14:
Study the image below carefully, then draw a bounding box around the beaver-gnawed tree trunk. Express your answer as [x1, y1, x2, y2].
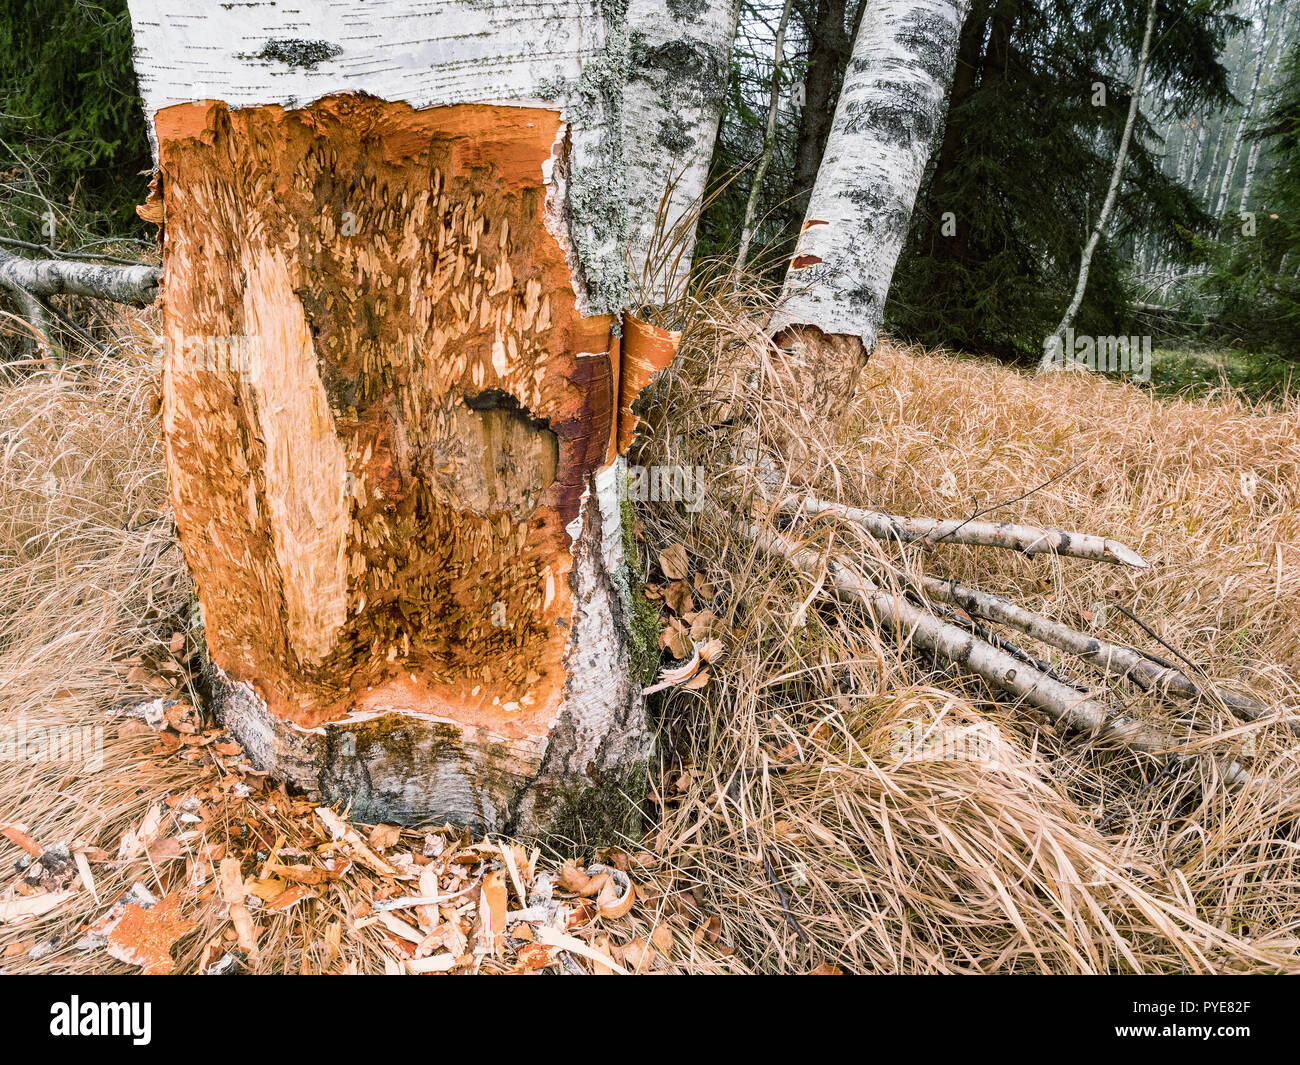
[126, 0, 723, 835]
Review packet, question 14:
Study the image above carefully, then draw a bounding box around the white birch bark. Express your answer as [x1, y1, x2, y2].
[771, 0, 973, 350]
[1203, 122, 1227, 202]
[624, 0, 740, 307]
[1238, 4, 1294, 216]
[1040, 0, 1156, 373]
[126, 0, 665, 834]
[1215, 0, 1277, 219]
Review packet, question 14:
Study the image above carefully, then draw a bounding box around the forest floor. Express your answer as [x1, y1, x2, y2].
[1, 302, 1298, 974]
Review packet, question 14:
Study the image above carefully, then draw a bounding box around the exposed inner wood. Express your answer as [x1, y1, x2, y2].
[772, 323, 869, 408]
[154, 95, 619, 738]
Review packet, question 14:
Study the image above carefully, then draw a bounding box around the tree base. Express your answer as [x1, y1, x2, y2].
[213, 662, 649, 837]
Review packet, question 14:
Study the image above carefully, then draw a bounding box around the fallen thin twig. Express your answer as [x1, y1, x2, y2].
[896, 568, 1287, 731]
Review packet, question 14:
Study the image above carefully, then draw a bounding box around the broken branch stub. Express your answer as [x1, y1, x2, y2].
[148, 95, 677, 833]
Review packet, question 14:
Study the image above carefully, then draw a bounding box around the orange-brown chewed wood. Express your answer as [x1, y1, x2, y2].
[151, 95, 635, 749]
[773, 324, 869, 410]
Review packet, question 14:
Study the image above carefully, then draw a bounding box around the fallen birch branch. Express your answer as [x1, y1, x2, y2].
[793, 495, 1150, 569]
[751, 525, 1250, 789]
[900, 569, 1289, 732]
[0, 250, 159, 306]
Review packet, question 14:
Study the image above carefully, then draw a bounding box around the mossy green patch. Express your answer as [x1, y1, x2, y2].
[538, 758, 649, 850]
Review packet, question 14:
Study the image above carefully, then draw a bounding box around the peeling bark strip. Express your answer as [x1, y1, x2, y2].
[774, 0, 971, 364]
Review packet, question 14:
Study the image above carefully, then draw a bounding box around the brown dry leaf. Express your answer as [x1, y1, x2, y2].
[368, 823, 402, 851]
[649, 922, 674, 955]
[557, 859, 593, 894]
[658, 544, 688, 581]
[105, 893, 197, 975]
[659, 617, 693, 659]
[682, 667, 711, 690]
[689, 611, 718, 640]
[619, 937, 657, 973]
[691, 573, 716, 600]
[663, 580, 693, 615]
[809, 961, 844, 975]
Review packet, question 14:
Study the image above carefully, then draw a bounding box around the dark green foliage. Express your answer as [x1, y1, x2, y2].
[0, 0, 151, 237]
[886, 0, 1241, 361]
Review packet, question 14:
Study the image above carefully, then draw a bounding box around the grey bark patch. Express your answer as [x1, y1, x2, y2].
[666, 0, 710, 20]
[655, 114, 695, 155]
[248, 39, 343, 69]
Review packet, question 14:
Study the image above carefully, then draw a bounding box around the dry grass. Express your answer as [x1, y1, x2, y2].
[1, 292, 1299, 973]
[632, 283, 1300, 973]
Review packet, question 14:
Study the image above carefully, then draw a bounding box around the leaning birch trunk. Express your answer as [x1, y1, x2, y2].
[772, 0, 972, 407]
[1039, 0, 1156, 373]
[625, 0, 739, 308]
[126, 1, 685, 836]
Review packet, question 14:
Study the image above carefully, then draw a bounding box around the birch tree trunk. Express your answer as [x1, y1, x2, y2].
[1039, 0, 1156, 373]
[773, 0, 972, 406]
[625, 0, 739, 307]
[1238, 4, 1294, 217]
[126, 0, 703, 835]
[1215, 0, 1276, 219]
[1203, 121, 1227, 202]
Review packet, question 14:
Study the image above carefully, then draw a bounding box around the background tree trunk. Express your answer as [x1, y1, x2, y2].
[1215, 0, 1277, 219]
[1040, 0, 1156, 372]
[789, 0, 857, 230]
[126, 0, 689, 835]
[773, 0, 973, 404]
